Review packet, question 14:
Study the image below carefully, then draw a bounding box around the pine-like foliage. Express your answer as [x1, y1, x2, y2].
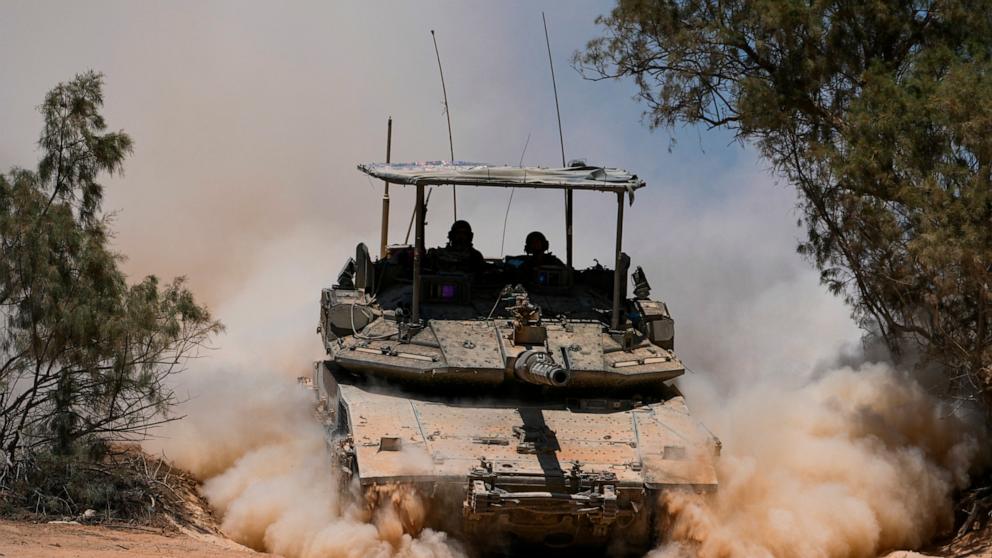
[578, 1, 992, 415]
[0, 72, 222, 464]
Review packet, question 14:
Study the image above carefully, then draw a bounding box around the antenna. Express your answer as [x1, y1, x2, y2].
[543, 13, 565, 168]
[518, 133, 531, 168]
[403, 29, 453, 244]
[379, 116, 392, 258]
[542, 12, 572, 268]
[405, 187, 433, 244]
[499, 133, 531, 256]
[431, 29, 457, 222]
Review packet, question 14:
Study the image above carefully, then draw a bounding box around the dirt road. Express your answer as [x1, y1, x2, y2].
[2, 519, 988, 558]
[0, 520, 271, 558]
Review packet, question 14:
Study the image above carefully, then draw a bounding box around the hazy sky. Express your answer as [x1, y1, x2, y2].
[0, 1, 861, 385]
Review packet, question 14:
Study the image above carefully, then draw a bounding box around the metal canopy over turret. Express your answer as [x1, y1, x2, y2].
[360, 160, 639, 328]
[358, 161, 645, 195]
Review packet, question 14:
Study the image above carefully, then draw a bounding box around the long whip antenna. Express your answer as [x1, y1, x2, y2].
[499, 133, 531, 256]
[431, 29, 457, 222]
[543, 13, 565, 167]
[542, 12, 572, 268]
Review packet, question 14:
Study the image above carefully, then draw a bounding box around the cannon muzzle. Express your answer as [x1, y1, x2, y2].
[514, 350, 570, 387]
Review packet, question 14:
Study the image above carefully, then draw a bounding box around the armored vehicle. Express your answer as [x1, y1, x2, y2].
[313, 161, 719, 555]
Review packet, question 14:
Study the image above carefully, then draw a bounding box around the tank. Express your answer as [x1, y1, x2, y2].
[312, 162, 719, 556]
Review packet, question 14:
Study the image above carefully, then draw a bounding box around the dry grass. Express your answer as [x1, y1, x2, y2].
[0, 444, 220, 533]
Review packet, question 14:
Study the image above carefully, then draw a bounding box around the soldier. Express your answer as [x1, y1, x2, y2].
[430, 220, 485, 272]
[521, 231, 564, 271]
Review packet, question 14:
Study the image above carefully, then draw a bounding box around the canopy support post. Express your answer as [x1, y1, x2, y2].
[412, 183, 425, 323]
[565, 188, 573, 268]
[380, 117, 392, 259]
[611, 190, 625, 330]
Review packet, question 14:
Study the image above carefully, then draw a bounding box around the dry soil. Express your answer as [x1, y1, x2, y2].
[0, 520, 270, 558]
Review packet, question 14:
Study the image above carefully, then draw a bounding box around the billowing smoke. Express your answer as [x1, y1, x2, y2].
[653, 362, 985, 558]
[147, 369, 464, 558]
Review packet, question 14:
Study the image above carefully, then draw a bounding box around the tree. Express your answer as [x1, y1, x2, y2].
[578, 0, 992, 414]
[0, 72, 222, 463]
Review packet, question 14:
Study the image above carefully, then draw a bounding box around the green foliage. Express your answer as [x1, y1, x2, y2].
[579, 1, 992, 410]
[37, 70, 133, 225]
[0, 72, 222, 463]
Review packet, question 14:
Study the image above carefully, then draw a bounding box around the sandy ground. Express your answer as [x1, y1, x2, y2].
[1, 519, 989, 558]
[0, 520, 273, 558]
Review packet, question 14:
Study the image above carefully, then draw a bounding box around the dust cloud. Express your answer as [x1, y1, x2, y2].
[654, 363, 985, 558]
[147, 369, 464, 558]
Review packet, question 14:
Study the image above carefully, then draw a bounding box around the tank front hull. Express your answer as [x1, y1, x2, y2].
[315, 361, 718, 554]
[350, 478, 657, 557]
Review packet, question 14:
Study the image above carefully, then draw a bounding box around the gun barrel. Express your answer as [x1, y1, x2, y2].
[514, 351, 570, 387]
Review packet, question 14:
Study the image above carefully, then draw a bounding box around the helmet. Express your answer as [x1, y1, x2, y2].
[524, 231, 549, 255]
[448, 220, 474, 245]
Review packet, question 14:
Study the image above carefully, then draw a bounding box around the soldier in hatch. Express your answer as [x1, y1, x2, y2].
[520, 231, 564, 272]
[429, 220, 485, 272]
